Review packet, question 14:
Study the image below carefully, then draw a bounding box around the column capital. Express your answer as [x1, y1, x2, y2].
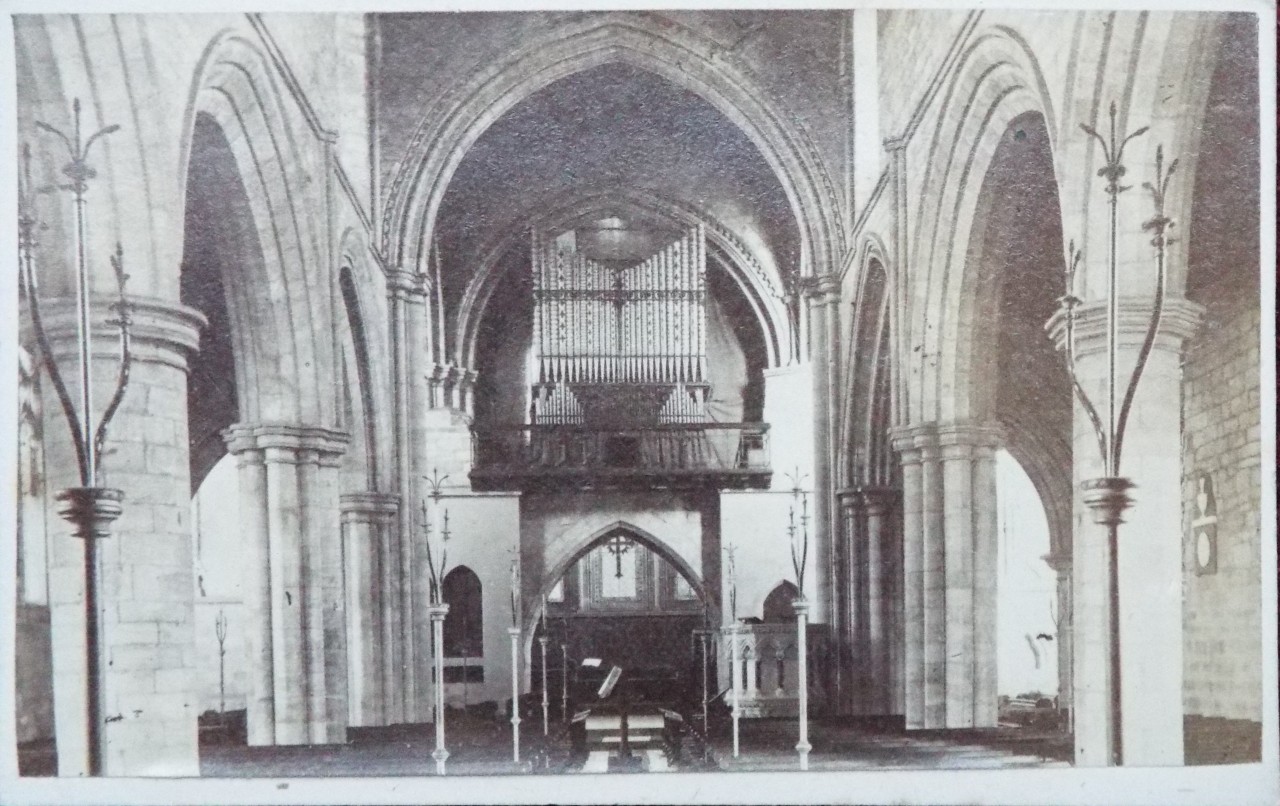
[858, 486, 900, 515]
[25, 295, 207, 373]
[798, 274, 840, 304]
[339, 491, 400, 523]
[837, 486, 899, 514]
[935, 421, 1003, 450]
[1045, 296, 1204, 356]
[1042, 551, 1072, 575]
[223, 422, 350, 463]
[889, 422, 937, 460]
[883, 135, 909, 153]
[385, 268, 427, 298]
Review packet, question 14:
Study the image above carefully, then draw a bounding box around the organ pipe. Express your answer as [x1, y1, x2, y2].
[529, 226, 709, 422]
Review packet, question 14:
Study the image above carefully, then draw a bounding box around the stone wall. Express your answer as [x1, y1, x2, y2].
[1181, 278, 1262, 724]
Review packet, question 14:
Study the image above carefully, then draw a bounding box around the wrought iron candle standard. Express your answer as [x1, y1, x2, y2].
[539, 595, 549, 736]
[721, 543, 742, 757]
[420, 469, 451, 771]
[560, 642, 569, 724]
[509, 625, 522, 764]
[215, 611, 229, 715]
[1055, 101, 1176, 767]
[428, 602, 450, 775]
[785, 467, 813, 770]
[509, 560, 522, 764]
[19, 100, 133, 777]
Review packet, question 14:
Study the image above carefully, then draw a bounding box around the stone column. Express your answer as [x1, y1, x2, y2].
[387, 269, 425, 723]
[340, 492, 399, 727]
[938, 431, 975, 728]
[917, 429, 945, 728]
[935, 423, 1002, 728]
[223, 423, 349, 745]
[1043, 551, 1073, 729]
[889, 425, 926, 728]
[35, 297, 204, 776]
[971, 438, 1000, 728]
[837, 489, 863, 716]
[860, 487, 898, 717]
[801, 276, 841, 625]
[1049, 297, 1202, 765]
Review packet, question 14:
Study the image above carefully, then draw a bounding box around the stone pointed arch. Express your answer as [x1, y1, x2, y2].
[531, 520, 710, 628]
[178, 31, 337, 426]
[907, 26, 1060, 425]
[838, 236, 893, 488]
[381, 13, 843, 285]
[457, 185, 792, 371]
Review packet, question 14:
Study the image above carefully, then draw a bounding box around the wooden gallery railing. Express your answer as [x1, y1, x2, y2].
[470, 423, 770, 488]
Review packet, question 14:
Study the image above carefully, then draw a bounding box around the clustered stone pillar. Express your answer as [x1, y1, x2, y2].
[223, 423, 349, 745]
[840, 487, 899, 717]
[339, 491, 399, 728]
[35, 298, 205, 776]
[1050, 297, 1201, 765]
[890, 421, 1000, 729]
[802, 275, 842, 701]
[389, 267, 430, 724]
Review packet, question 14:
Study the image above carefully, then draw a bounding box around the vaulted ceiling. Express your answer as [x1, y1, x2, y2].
[433, 63, 800, 309]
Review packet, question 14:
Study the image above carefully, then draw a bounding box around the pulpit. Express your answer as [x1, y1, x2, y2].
[720, 622, 799, 718]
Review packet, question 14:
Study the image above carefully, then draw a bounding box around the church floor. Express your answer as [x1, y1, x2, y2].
[197, 715, 1071, 777]
[707, 719, 1072, 772]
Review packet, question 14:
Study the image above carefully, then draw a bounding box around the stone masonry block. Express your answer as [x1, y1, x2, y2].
[117, 599, 190, 625]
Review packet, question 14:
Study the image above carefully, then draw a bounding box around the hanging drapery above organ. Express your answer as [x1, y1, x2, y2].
[530, 224, 709, 426]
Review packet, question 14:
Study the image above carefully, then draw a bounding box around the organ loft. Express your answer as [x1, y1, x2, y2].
[9, 7, 1266, 787]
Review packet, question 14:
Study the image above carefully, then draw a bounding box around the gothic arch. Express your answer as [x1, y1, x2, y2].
[457, 185, 791, 371]
[337, 227, 393, 492]
[907, 26, 1059, 425]
[838, 238, 893, 488]
[178, 31, 338, 426]
[533, 520, 710, 627]
[760, 580, 801, 622]
[380, 13, 843, 283]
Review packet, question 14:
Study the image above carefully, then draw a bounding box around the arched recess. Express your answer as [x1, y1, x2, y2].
[442, 567, 484, 659]
[178, 32, 338, 427]
[956, 112, 1073, 558]
[839, 244, 894, 490]
[457, 186, 791, 371]
[381, 14, 843, 282]
[907, 26, 1059, 424]
[338, 263, 378, 491]
[762, 580, 801, 622]
[534, 520, 711, 626]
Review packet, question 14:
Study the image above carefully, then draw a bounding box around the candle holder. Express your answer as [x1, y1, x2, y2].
[419, 469, 452, 772]
[20, 99, 133, 777]
[784, 467, 812, 770]
[1052, 101, 1177, 767]
[508, 625, 522, 764]
[427, 602, 450, 775]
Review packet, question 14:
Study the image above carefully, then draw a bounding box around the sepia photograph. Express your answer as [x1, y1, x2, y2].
[1, 2, 1275, 804]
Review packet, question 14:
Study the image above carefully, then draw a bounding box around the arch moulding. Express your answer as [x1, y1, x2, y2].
[380, 14, 844, 283]
[456, 185, 792, 371]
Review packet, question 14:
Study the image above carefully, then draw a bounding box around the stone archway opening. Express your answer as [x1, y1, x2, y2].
[532, 523, 712, 722]
[994, 449, 1060, 723]
[967, 110, 1074, 729]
